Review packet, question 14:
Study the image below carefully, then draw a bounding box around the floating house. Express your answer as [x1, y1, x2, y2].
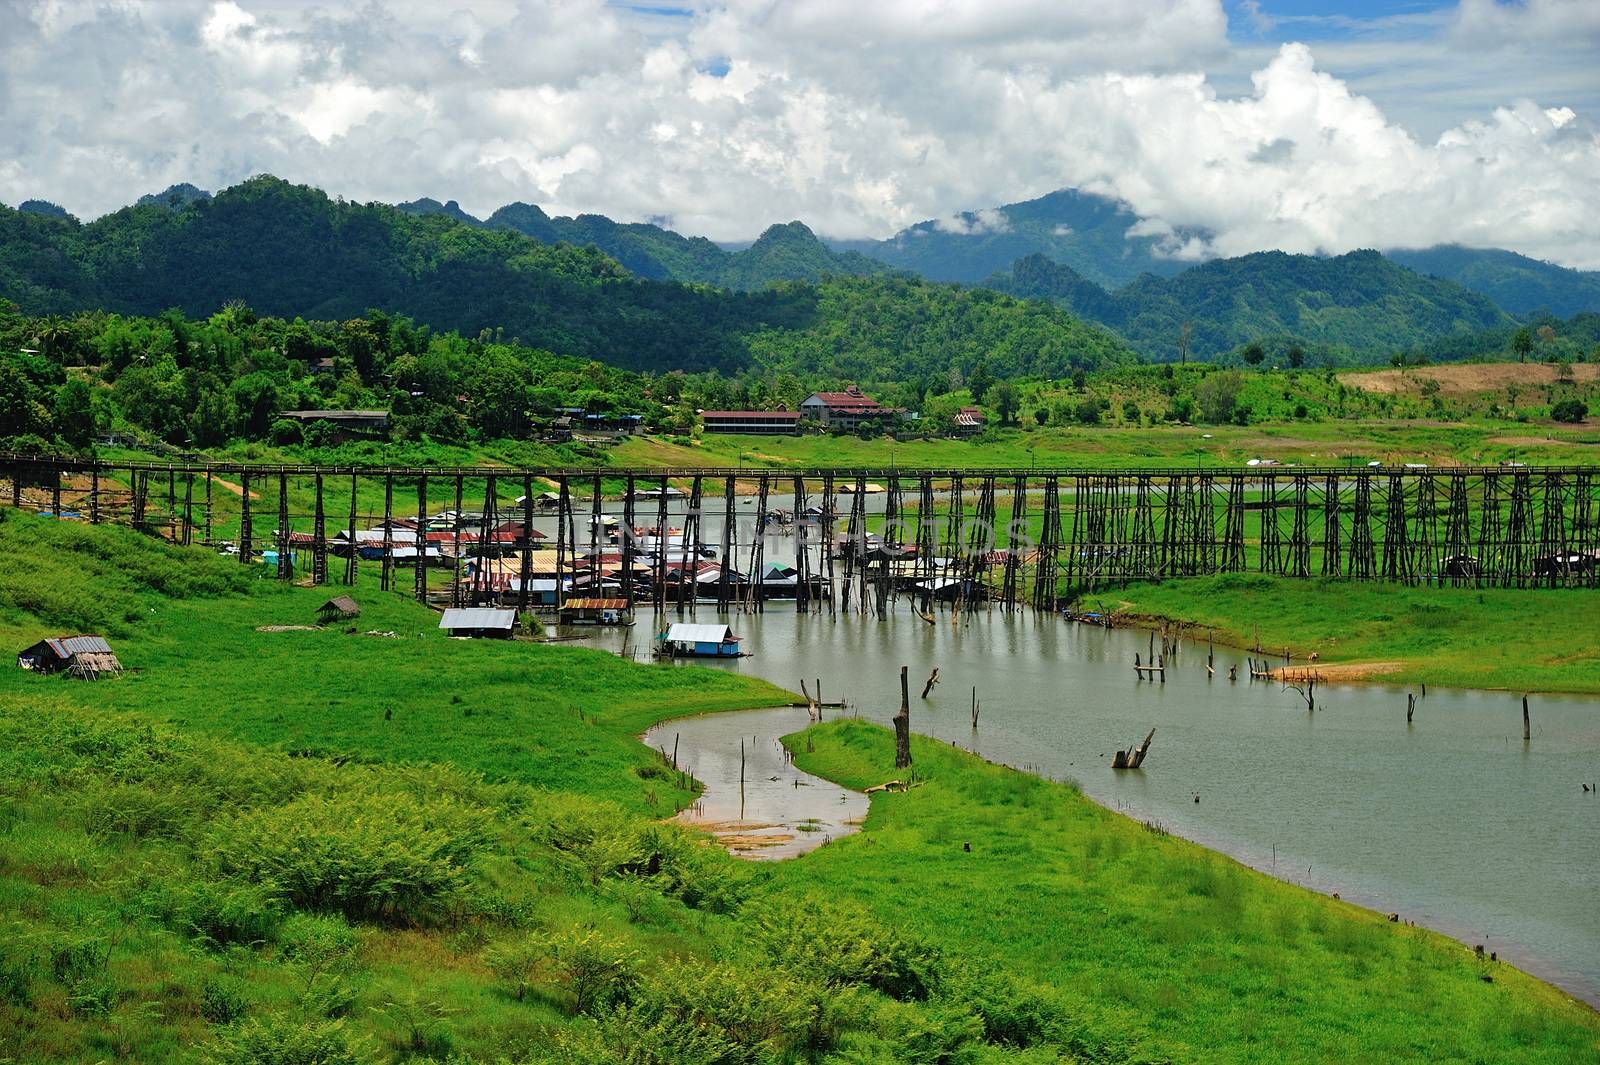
[559, 598, 633, 626]
[659, 622, 742, 658]
[17, 635, 122, 679]
[438, 608, 517, 639]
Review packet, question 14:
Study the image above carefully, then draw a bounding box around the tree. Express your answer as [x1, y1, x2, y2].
[1195, 370, 1243, 424]
[1074, 397, 1100, 425]
[992, 381, 1019, 425]
[1241, 342, 1266, 366]
[1287, 343, 1305, 369]
[1034, 407, 1050, 427]
[1511, 326, 1533, 362]
[54, 378, 96, 448]
[967, 361, 994, 404]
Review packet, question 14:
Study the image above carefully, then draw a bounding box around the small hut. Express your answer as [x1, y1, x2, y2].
[317, 596, 361, 624]
[438, 608, 517, 639]
[659, 622, 741, 658]
[17, 636, 123, 679]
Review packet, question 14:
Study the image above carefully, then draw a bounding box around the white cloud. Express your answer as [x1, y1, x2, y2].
[0, 0, 1596, 269]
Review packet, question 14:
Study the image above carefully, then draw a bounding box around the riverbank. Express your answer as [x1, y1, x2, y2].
[3, 511, 1598, 1062]
[1087, 573, 1600, 695]
[782, 719, 1600, 1061]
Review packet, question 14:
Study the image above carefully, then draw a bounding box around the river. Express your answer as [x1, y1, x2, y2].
[600, 607, 1599, 1005]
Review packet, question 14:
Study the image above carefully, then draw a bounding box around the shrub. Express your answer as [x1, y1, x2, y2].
[1552, 398, 1588, 423]
[201, 976, 252, 1024]
[150, 879, 283, 948]
[752, 895, 941, 1001]
[201, 1015, 370, 1065]
[205, 791, 486, 925]
[594, 962, 834, 1063]
[488, 925, 639, 1014]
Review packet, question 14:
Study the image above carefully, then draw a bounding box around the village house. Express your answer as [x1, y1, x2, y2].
[953, 406, 986, 437]
[700, 410, 803, 436]
[799, 386, 901, 431]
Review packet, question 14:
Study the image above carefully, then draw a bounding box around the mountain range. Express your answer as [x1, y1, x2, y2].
[2, 177, 1593, 374]
[0, 175, 1129, 385]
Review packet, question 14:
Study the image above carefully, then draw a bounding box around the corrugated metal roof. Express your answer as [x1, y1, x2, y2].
[563, 598, 630, 610]
[438, 608, 517, 630]
[44, 635, 113, 657]
[664, 623, 735, 643]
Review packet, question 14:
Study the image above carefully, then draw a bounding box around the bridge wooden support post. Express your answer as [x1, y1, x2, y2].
[380, 475, 395, 592]
[1221, 475, 1246, 573]
[621, 474, 637, 613]
[276, 472, 290, 581]
[181, 471, 194, 545]
[1320, 474, 1342, 577]
[682, 476, 704, 616]
[820, 474, 836, 618]
[473, 474, 499, 607]
[715, 476, 732, 612]
[311, 473, 328, 585]
[1034, 475, 1061, 610]
[790, 475, 808, 615]
[554, 477, 571, 613]
[89, 464, 100, 525]
[1506, 472, 1533, 588]
[655, 475, 671, 614]
[414, 476, 429, 604]
[516, 474, 534, 612]
[239, 472, 252, 562]
[49, 462, 62, 521]
[449, 476, 465, 607]
[917, 475, 937, 615]
[343, 472, 359, 586]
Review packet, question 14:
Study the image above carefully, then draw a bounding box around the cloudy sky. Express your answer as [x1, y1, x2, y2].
[3, 0, 1598, 267]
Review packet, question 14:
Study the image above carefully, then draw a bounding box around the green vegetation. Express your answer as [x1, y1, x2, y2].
[989, 249, 1513, 363]
[1093, 573, 1600, 693]
[0, 175, 1130, 393]
[785, 721, 1600, 1063]
[0, 512, 1597, 1061]
[1388, 246, 1600, 319]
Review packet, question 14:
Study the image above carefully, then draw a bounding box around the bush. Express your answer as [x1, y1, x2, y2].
[594, 962, 836, 1063]
[488, 925, 639, 1014]
[151, 879, 283, 948]
[1552, 398, 1588, 423]
[267, 418, 304, 446]
[201, 976, 252, 1024]
[206, 791, 487, 925]
[202, 1015, 370, 1065]
[753, 895, 941, 1001]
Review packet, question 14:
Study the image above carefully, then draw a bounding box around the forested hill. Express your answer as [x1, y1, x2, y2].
[396, 197, 890, 289]
[0, 175, 1130, 384]
[1385, 245, 1600, 319]
[987, 250, 1514, 362]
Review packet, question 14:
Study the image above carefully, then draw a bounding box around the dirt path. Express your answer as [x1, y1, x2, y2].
[1343, 363, 1600, 395]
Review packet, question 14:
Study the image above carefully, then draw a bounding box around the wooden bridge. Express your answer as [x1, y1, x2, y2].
[4, 453, 1597, 614]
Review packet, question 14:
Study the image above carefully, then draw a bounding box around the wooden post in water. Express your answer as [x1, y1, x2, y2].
[895, 666, 913, 769]
[1523, 695, 1531, 742]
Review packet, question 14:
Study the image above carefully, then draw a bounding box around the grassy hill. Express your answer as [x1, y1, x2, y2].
[0, 511, 1598, 1062]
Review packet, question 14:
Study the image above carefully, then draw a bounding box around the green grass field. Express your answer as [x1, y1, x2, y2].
[1094, 574, 1600, 693]
[1, 511, 1597, 1063]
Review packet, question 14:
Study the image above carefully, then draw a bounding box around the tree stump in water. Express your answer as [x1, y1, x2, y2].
[895, 665, 913, 769]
